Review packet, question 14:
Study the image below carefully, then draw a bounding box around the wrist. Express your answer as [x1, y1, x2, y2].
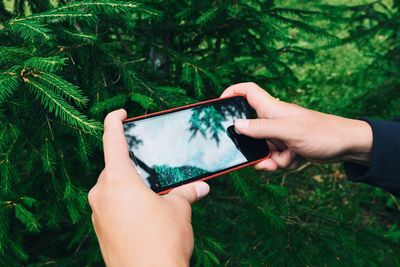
[114, 249, 189, 267]
[110, 256, 188, 267]
[341, 119, 373, 165]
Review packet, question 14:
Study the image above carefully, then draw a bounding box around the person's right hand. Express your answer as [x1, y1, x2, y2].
[88, 109, 209, 267]
[221, 83, 373, 171]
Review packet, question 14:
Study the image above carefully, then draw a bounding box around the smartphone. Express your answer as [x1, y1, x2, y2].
[123, 95, 270, 194]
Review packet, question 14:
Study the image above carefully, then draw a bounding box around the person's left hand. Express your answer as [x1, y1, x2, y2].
[88, 109, 210, 267]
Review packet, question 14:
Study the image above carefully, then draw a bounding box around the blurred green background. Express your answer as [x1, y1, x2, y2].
[0, 0, 399, 266]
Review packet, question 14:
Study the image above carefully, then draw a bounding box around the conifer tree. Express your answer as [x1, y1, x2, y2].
[0, 0, 399, 266]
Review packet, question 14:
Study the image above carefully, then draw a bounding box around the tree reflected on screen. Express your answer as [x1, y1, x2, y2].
[188, 106, 225, 145]
[123, 123, 143, 149]
[155, 165, 208, 187]
[188, 100, 248, 146]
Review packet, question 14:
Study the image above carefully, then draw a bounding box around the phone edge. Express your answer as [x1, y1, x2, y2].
[157, 153, 271, 195]
[123, 94, 246, 123]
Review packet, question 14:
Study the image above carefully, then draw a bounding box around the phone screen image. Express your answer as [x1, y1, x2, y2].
[123, 96, 269, 193]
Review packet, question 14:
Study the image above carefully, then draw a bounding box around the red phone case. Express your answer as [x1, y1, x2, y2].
[123, 94, 271, 194]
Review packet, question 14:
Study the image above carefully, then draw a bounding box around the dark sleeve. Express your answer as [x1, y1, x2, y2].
[344, 118, 400, 197]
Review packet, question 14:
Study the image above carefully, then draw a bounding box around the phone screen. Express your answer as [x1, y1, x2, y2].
[123, 96, 269, 193]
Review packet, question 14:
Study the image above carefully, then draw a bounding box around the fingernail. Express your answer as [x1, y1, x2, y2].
[235, 119, 249, 132]
[195, 183, 210, 199]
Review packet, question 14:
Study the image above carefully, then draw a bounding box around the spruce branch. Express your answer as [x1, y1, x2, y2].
[7, 20, 52, 41]
[152, 42, 220, 89]
[40, 137, 56, 174]
[0, 156, 17, 195]
[33, 72, 89, 107]
[0, 122, 20, 152]
[0, 75, 19, 102]
[64, 180, 77, 201]
[62, 29, 97, 43]
[230, 172, 256, 203]
[0, 46, 32, 65]
[54, 0, 162, 17]
[268, 14, 341, 44]
[23, 56, 67, 73]
[196, 7, 219, 25]
[20, 197, 38, 208]
[8, 239, 28, 262]
[90, 94, 128, 115]
[55, 1, 140, 11]
[25, 78, 101, 135]
[14, 204, 41, 232]
[77, 132, 94, 163]
[268, 7, 326, 19]
[194, 69, 205, 98]
[130, 93, 156, 109]
[10, 12, 95, 24]
[154, 86, 195, 107]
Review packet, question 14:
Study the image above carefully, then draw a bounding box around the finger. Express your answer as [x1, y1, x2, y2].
[168, 182, 210, 204]
[270, 149, 294, 169]
[103, 109, 131, 169]
[287, 158, 302, 170]
[220, 82, 278, 117]
[267, 140, 279, 151]
[235, 118, 293, 140]
[268, 138, 287, 151]
[255, 158, 278, 171]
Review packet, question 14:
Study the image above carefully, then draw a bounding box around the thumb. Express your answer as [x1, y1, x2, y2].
[168, 182, 210, 204]
[234, 118, 292, 140]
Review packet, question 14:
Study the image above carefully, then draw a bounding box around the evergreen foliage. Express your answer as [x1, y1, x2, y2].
[0, 0, 399, 266]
